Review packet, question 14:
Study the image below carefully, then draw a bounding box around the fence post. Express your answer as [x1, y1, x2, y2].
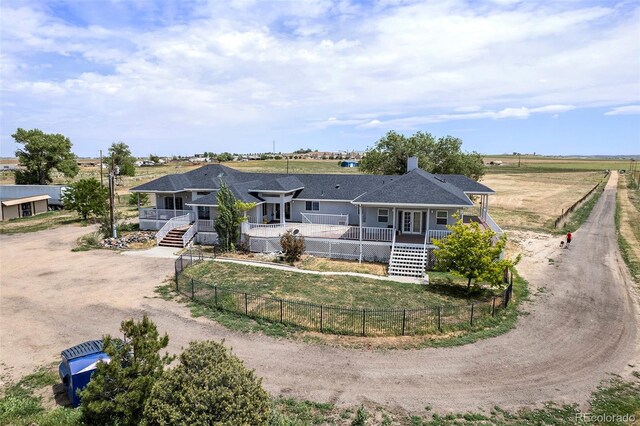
[437, 306, 442, 332]
[190, 278, 194, 300]
[245, 293, 248, 315]
[402, 309, 406, 336]
[491, 297, 496, 317]
[214, 286, 218, 306]
[320, 306, 323, 333]
[361, 309, 366, 336]
[175, 261, 179, 291]
[280, 299, 283, 323]
[470, 304, 474, 326]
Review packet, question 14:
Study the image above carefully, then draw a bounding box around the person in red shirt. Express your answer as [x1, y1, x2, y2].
[566, 231, 572, 248]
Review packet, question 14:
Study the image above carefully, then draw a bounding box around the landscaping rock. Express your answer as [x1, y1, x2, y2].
[101, 231, 156, 249]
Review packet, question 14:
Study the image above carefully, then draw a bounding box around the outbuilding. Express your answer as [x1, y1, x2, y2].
[0, 194, 50, 221]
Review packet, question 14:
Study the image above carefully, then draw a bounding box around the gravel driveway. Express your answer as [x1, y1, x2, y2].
[1, 172, 638, 414]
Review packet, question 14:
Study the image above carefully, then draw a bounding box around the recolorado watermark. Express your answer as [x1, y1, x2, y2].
[575, 412, 636, 423]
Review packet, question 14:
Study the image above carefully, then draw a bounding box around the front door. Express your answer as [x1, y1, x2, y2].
[402, 211, 422, 234]
[274, 203, 291, 221]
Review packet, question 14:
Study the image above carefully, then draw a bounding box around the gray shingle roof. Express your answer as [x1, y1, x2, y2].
[352, 169, 472, 206]
[132, 164, 490, 206]
[434, 174, 495, 194]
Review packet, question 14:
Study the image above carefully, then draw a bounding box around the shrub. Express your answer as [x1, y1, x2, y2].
[280, 230, 305, 264]
[143, 341, 270, 426]
[79, 315, 172, 426]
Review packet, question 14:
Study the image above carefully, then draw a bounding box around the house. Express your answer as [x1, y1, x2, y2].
[130, 158, 500, 277]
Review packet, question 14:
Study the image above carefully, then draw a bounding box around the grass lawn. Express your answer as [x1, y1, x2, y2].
[181, 261, 499, 309]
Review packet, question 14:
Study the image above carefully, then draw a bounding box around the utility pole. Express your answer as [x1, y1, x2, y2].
[109, 155, 117, 238]
[286, 157, 289, 174]
[99, 149, 103, 186]
[518, 155, 521, 168]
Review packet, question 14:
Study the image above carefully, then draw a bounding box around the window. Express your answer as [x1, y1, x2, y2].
[164, 197, 183, 210]
[197, 206, 210, 220]
[436, 210, 448, 225]
[305, 201, 319, 211]
[377, 208, 389, 223]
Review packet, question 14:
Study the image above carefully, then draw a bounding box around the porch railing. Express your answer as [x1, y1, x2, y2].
[301, 212, 349, 226]
[156, 214, 191, 245]
[182, 223, 197, 247]
[483, 212, 503, 235]
[139, 208, 195, 221]
[245, 222, 393, 242]
[428, 229, 452, 243]
[343, 226, 394, 242]
[197, 219, 216, 233]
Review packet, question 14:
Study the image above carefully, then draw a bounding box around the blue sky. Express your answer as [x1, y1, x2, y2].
[1, 0, 638, 157]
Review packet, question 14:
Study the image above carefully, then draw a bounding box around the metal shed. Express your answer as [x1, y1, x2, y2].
[58, 340, 109, 407]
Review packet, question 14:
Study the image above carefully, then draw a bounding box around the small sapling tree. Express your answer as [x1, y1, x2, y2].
[433, 216, 519, 291]
[61, 178, 108, 220]
[214, 182, 255, 252]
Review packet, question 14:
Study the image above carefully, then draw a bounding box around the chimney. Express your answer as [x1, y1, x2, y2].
[407, 156, 418, 172]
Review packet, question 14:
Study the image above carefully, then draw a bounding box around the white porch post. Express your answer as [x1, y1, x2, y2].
[484, 195, 489, 220]
[279, 195, 285, 225]
[358, 205, 363, 263]
[173, 193, 176, 217]
[426, 208, 431, 243]
[392, 207, 397, 235]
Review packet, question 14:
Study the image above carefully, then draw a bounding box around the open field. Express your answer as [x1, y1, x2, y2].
[479, 171, 606, 231]
[484, 155, 636, 173]
[616, 174, 640, 282]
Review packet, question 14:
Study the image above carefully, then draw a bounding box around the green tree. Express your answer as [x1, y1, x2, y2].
[108, 142, 136, 176]
[433, 217, 518, 291]
[216, 152, 234, 162]
[360, 131, 485, 180]
[61, 178, 108, 220]
[149, 154, 160, 163]
[128, 192, 149, 206]
[214, 182, 255, 252]
[143, 341, 270, 425]
[12, 128, 79, 184]
[79, 314, 172, 426]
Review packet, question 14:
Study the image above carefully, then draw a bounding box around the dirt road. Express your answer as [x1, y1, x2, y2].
[1, 172, 638, 413]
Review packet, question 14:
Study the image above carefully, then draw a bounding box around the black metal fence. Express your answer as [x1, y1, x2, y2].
[174, 254, 514, 337]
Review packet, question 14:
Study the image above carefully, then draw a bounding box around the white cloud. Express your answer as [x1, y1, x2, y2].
[604, 105, 640, 116]
[0, 0, 638, 154]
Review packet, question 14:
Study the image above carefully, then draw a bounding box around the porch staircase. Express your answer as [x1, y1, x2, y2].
[158, 225, 191, 248]
[388, 243, 427, 278]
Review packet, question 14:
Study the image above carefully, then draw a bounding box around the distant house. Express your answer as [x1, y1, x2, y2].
[131, 158, 500, 277]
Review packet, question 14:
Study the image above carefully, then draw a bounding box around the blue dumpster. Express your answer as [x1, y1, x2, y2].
[58, 340, 109, 407]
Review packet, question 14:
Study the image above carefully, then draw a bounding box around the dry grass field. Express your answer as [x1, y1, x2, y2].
[617, 174, 640, 281]
[478, 171, 606, 231]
